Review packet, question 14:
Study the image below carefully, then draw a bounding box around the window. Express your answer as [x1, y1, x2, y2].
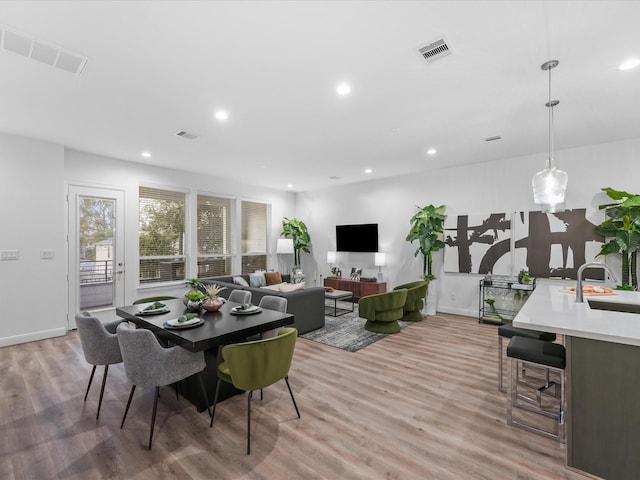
[241, 200, 267, 273]
[139, 186, 186, 283]
[197, 194, 232, 278]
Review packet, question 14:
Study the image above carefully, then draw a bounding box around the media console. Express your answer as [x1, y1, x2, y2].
[324, 277, 386, 300]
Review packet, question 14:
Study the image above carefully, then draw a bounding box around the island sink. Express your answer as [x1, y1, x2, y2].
[587, 299, 640, 314]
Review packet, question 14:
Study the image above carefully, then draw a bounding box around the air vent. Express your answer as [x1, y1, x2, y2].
[0, 24, 88, 75]
[176, 130, 199, 140]
[485, 136, 502, 142]
[418, 37, 451, 64]
[329, 176, 341, 180]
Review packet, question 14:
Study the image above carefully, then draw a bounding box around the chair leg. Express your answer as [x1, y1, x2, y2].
[209, 379, 222, 427]
[148, 386, 160, 450]
[247, 390, 253, 455]
[96, 365, 109, 420]
[196, 372, 212, 419]
[260, 388, 263, 400]
[284, 376, 301, 418]
[120, 385, 136, 429]
[84, 365, 97, 401]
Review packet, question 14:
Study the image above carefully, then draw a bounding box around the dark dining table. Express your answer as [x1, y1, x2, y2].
[116, 298, 294, 411]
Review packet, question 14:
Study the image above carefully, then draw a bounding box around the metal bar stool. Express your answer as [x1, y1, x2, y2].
[506, 336, 566, 442]
[497, 323, 556, 392]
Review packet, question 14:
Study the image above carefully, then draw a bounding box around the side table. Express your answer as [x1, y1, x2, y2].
[325, 289, 354, 317]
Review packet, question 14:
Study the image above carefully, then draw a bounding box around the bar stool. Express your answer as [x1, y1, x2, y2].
[506, 336, 566, 442]
[497, 323, 556, 392]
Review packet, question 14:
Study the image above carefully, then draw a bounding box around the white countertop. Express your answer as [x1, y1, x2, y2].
[513, 282, 640, 346]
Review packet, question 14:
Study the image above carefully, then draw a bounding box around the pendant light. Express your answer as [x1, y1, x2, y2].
[532, 59, 568, 213]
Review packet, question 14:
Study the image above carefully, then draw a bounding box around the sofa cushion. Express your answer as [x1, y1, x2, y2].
[262, 282, 286, 291]
[249, 272, 266, 287]
[264, 271, 283, 285]
[279, 282, 305, 292]
[233, 276, 249, 287]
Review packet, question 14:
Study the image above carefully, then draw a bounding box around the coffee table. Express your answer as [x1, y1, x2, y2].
[325, 289, 354, 317]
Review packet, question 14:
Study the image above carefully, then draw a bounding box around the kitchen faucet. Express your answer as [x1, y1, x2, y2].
[575, 262, 618, 302]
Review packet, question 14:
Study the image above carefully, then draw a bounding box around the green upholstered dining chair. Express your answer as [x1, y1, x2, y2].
[132, 295, 177, 305]
[358, 289, 408, 334]
[209, 327, 300, 455]
[393, 281, 428, 321]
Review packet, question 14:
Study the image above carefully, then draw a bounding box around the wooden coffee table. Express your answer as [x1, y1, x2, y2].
[325, 289, 354, 317]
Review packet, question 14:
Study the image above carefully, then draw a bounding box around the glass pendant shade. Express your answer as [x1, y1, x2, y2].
[533, 59, 567, 213]
[532, 158, 568, 213]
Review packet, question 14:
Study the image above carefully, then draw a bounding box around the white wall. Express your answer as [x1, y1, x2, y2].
[297, 137, 640, 317]
[0, 133, 66, 346]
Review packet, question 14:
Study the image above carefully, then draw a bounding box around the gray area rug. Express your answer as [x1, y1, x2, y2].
[301, 301, 409, 352]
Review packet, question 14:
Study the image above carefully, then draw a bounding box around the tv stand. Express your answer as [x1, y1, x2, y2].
[324, 277, 386, 300]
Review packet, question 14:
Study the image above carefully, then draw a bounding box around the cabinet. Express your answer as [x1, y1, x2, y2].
[479, 276, 536, 324]
[324, 277, 386, 299]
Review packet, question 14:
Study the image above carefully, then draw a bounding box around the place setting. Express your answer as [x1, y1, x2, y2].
[230, 303, 262, 315]
[135, 301, 171, 316]
[163, 312, 205, 330]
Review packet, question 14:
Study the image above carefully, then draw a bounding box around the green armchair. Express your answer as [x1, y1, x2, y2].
[393, 281, 428, 321]
[358, 289, 408, 334]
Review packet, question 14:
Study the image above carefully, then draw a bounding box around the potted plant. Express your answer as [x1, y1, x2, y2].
[518, 269, 531, 284]
[281, 217, 311, 270]
[406, 204, 446, 315]
[594, 187, 640, 290]
[202, 284, 227, 311]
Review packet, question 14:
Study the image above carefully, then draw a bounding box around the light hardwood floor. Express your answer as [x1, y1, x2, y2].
[0, 313, 595, 480]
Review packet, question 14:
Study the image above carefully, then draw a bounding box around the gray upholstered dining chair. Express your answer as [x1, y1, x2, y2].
[257, 295, 287, 339]
[228, 290, 252, 304]
[116, 322, 212, 449]
[75, 311, 123, 420]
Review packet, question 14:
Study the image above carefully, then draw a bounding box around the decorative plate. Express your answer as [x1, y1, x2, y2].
[230, 305, 262, 315]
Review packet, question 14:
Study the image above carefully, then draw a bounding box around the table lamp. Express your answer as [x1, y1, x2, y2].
[375, 252, 386, 282]
[276, 238, 294, 274]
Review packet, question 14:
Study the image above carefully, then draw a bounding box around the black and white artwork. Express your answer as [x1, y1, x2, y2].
[444, 208, 604, 279]
[444, 213, 512, 275]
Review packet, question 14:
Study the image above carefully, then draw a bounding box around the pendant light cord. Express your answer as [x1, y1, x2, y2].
[548, 65, 554, 169]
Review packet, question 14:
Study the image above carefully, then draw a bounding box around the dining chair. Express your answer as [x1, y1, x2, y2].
[75, 312, 123, 420]
[209, 327, 300, 454]
[116, 322, 212, 449]
[257, 295, 287, 339]
[228, 290, 251, 304]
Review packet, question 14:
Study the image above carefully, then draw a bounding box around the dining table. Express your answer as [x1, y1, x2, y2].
[115, 297, 294, 411]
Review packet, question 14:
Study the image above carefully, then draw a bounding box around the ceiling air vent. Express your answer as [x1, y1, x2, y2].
[176, 130, 199, 140]
[485, 136, 502, 142]
[0, 24, 88, 75]
[418, 37, 451, 64]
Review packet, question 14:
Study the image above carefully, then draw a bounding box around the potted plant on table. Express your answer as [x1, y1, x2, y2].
[406, 204, 446, 315]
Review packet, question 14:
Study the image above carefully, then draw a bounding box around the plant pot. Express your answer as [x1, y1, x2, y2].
[202, 296, 223, 312]
[186, 299, 204, 312]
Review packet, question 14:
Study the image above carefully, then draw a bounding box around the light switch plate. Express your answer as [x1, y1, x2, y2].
[0, 250, 19, 260]
[41, 249, 54, 259]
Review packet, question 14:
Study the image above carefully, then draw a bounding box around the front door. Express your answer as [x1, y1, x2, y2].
[68, 185, 125, 328]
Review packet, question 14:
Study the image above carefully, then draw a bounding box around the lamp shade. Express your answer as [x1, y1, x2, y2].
[276, 238, 294, 254]
[374, 252, 386, 267]
[327, 251, 337, 264]
[532, 163, 568, 213]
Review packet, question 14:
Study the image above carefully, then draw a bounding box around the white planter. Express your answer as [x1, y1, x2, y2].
[424, 281, 437, 316]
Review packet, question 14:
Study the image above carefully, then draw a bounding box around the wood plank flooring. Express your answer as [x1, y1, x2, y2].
[0, 313, 596, 479]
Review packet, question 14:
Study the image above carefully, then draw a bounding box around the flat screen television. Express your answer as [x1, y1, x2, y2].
[336, 223, 379, 252]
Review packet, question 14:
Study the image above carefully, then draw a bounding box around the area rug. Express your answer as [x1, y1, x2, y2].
[301, 301, 410, 352]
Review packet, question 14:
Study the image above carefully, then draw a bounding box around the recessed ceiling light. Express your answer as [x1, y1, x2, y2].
[141, 151, 151, 158]
[619, 59, 640, 71]
[287, 184, 293, 188]
[336, 83, 351, 95]
[365, 168, 372, 174]
[427, 148, 437, 155]
[215, 110, 229, 121]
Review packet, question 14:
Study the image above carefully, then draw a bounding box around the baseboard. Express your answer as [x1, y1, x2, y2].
[437, 306, 477, 318]
[0, 327, 67, 348]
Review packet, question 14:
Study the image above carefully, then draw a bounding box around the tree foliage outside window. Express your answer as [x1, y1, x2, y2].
[80, 198, 114, 261]
[197, 194, 232, 277]
[139, 187, 185, 283]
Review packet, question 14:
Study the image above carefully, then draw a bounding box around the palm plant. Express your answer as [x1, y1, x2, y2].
[406, 204, 446, 286]
[594, 187, 640, 290]
[281, 217, 311, 268]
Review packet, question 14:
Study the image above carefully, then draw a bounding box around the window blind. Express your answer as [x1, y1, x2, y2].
[241, 200, 267, 273]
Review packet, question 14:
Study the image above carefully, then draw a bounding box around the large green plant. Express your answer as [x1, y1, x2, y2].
[281, 217, 311, 268]
[594, 187, 640, 290]
[406, 204, 446, 284]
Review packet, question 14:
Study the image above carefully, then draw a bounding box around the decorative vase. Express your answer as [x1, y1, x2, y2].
[186, 299, 204, 312]
[202, 296, 223, 312]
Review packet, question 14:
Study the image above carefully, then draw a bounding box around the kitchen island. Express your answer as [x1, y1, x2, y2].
[513, 282, 640, 480]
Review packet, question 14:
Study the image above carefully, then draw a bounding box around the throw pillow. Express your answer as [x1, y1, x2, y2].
[249, 272, 266, 287]
[279, 282, 305, 292]
[264, 271, 283, 285]
[233, 276, 249, 287]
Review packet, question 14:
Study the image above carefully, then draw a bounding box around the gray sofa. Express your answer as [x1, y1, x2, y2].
[200, 274, 325, 335]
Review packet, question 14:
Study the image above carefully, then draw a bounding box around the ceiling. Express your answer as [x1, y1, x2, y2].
[1, 1, 640, 192]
